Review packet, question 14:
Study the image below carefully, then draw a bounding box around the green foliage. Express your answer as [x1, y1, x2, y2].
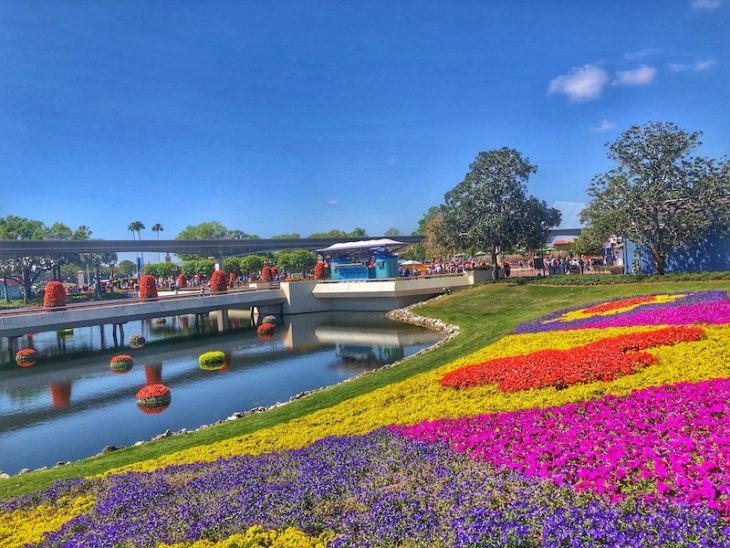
[271, 233, 301, 239]
[144, 262, 177, 279]
[182, 259, 215, 277]
[307, 228, 368, 239]
[223, 257, 241, 275]
[175, 222, 259, 259]
[582, 122, 730, 275]
[384, 227, 401, 237]
[239, 255, 265, 275]
[570, 226, 607, 256]
[117, 260, 137, 277]
[437, 149, 561, 268]
[277, 250, 317, 274]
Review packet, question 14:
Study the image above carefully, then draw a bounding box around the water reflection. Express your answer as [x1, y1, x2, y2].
[0, 311, 442, 473]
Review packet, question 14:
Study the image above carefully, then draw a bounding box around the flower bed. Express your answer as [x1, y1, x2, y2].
[198, 351, 226, 371]
[109, 354, 134, 374]
[15, 348, 38, 367]
[43, 281, 67, 308]
[129, 334, 146, 349]
[135, 384, 171, 414]
[7, 290, 730, 546]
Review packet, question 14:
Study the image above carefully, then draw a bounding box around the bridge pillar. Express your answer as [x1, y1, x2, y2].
[217, 309, 229, 332]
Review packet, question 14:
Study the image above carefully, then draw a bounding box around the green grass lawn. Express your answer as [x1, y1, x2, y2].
[1, 279, 728, 500]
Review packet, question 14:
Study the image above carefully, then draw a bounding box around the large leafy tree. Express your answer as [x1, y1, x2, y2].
[582, 122, 730, 274]
[175, 222, 259, 260]
[271, 233, 301, 239]
[276, 250, 317, 275]
[437, 148, 561, 277]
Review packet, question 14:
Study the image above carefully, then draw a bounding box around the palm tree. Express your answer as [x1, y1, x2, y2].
[151, 224, 164, 262]
[128, 221, 145, 269]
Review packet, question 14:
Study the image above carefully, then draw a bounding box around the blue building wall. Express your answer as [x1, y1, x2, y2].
[623, 231, 730, 274]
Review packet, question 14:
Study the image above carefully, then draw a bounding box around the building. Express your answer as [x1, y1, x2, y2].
[623, 231, 730, 274]
[0, 278, 23, 300]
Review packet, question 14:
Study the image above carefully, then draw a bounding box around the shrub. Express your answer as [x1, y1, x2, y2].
[210, 271, 228, 293]
[15, 348, 38, 367]
[261, 265, 272, 282]
[138, 275, 158, 299]
[257, 322, 276, 338]
[129, 334, 146, 349]
[43, 281, 67, 308]
[176, 274, 187, 288]
[110, 354, 134, 374]
[199, 350, 226, 371]
[314, 262, 327, 280]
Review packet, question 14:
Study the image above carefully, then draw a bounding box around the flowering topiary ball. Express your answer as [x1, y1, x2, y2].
[15, 348, 38, 367]
[129, 334, 146, 349]
[198, 350, 226, 371]
[136, 383, 171, 413]
[43, 281, 67, 308]
[138, 274, 158, 300]
[176, 273, 187, 288]
[314, 262, 327, 280]
[257, 322, 276, 339]
[210, 271, 227, 293]
[110, 354, 134, 374]
[261, 266, 272, 282]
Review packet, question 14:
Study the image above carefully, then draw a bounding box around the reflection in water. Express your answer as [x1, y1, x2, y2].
[49, 381, 72, 409]
[0, 311, 442, 473]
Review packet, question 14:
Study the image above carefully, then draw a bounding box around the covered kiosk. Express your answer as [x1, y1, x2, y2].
[317, 239, 410, 281]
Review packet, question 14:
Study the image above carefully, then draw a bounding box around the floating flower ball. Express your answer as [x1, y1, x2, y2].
[110, 354, 134, 374]
[210, 270, 228, 293]
[56, 328, 73, 339]
[15, 348, 38, 367]
[129, 334, 146, 349]
[257, 322, 276, 339]
[261, 315, 280, 325]
[198, 351, 226, 371]
[42, 281, 67, 308]
[138, 274, 158, 300]
[136, 383, 171, 414]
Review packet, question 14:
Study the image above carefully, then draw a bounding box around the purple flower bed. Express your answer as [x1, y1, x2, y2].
[514, 290, 728, 333]
[14, 430, 730, 547]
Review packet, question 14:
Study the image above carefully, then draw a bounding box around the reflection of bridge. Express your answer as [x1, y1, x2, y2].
[0, 236, 426, 259]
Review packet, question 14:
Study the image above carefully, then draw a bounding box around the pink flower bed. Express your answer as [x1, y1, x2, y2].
[580, 301, 730, 330]
[392, 378, 730, 517]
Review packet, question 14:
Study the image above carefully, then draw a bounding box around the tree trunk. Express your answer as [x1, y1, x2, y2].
[652, 248, 666, 275]
[22, 267, 32, 303]
[491, 246, 499, 283]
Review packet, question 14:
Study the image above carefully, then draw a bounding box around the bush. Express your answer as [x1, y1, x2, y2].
[257, 322, 276, 338]
[199, 350, 226, 371]
[210, 271, 227, 293]
[261, 265, 272, 282]
[110, 354, 134, 374]
[129, 334, 146, 349]
[176, 274, 187, 288]
[314, 262, 327, 280]
[138, 275, 158, 299]
[43, 281, 67, 308]
[135, 383, 171, 413]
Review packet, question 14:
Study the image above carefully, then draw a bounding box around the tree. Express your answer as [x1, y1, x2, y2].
[81, 251, 117, 297]
[308, 229, 349, 238]
[117, 260, 137, 277]
[223, 257, 242, 275]
[271, 233, 301, 239]
[277, 250, 317, 275]
[437, 148, 561, 279]
[151, 224, 164, 262]
[349, 227, 367, 238]
[175, 222, 258, 260]
[571, 226, 607, 257]
[239, 255, 265, 276]
[128, 221, 145, 268]
[384, 227, 401, 237]
[581, 122, 730, 274]
[0, 216, 52, 302]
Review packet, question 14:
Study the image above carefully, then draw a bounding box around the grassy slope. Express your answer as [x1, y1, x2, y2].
[2, 279, 728, 500]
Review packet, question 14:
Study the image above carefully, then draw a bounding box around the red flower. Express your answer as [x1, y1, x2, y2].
[441, 326, 705, 392]
[314, 262, 326, 280]
[210, 270, 228, 293]
[43, 281, 67, 308]
[110, 354, 134, 374]
[257, 322, 276, 337]
[138, 275, 158, 300]
[15, 348, 38, 367]
[176, 274, 187, 288]
[261, 266, 272, 282]
[136, 383, 171, 413]
[581, 296, 657, 315]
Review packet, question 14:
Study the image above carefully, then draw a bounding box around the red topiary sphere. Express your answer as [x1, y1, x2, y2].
[136, 383, 171, 413]
[314, 262, 326, 280]
[138, 275, 158, 299]
[271, 266, 279, 277]
[176, 274, 187, 288]
[261, 266, 272, 282]
[257, 322, 276, 339]
[229, 272, 236, 286]
[15, 348, 38, 367]
[43, 281, 67, 308]
[210, 270, 228, 293]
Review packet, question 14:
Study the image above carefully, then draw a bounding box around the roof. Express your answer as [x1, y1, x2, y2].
[552, 201, 587, 231]
[316, 238, 409, 253]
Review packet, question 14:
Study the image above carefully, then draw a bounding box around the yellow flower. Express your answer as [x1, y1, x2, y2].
[159, 525, 333, 547]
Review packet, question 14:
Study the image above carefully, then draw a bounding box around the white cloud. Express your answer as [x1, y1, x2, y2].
[548, 64, 610, 102]
[691, 0, 722, 10]
[668, 59, 717, 71]
[326, 199, 338, 205]
[591, 119, 617, 133]
[612, 65, 657, 86]
[624, 48, 662, 60]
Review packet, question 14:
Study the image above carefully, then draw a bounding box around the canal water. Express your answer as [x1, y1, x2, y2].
[0, 311, 441, 474]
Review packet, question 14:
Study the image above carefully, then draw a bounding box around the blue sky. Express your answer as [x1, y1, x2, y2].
[1, 0, 728, 239]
